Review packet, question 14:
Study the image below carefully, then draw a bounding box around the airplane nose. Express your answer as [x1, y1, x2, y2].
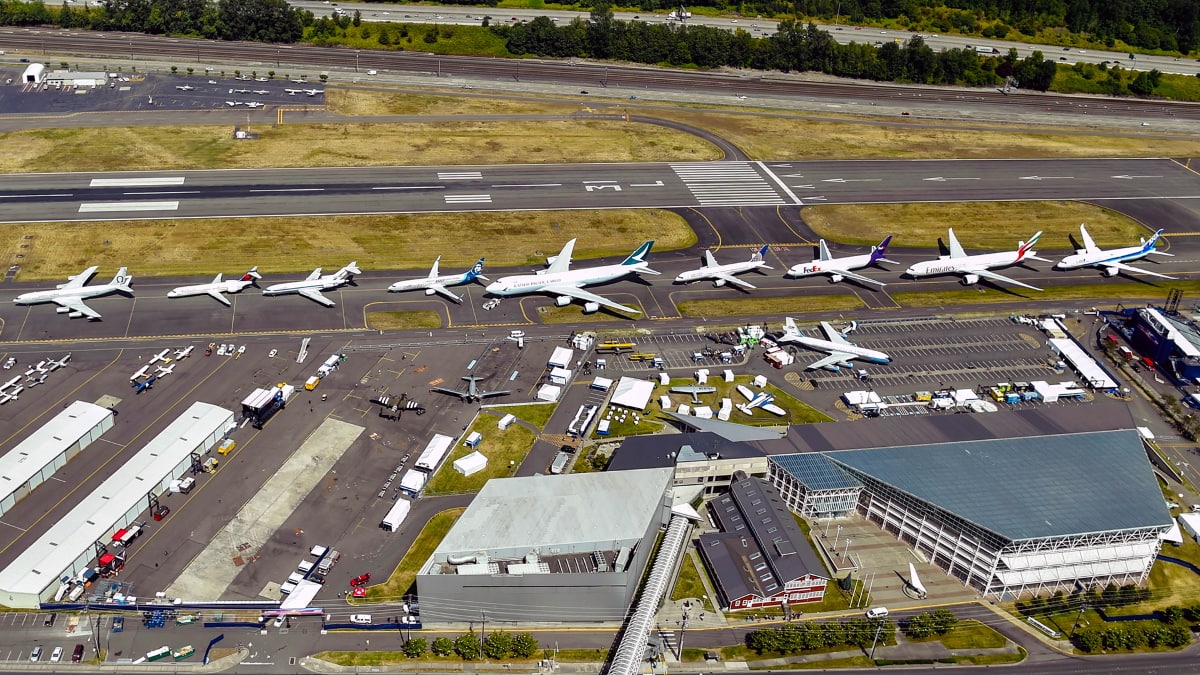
[485, 281, 501, 293]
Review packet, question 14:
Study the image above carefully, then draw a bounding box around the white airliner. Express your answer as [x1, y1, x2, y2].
[484, 240, 658, 315]
[777, 318, 893, 371]
[787, 236, 895, 287]
[1056, 224, 1174, 279]
[262, 262, 361, 307]
[13, 267, 133, 320]
[149, 349, 170, 364]
[674, 245, 772, 290]
[905, 229, 1048, 291]
[174, 346, 194, 360]
[168, 267, 261, 306]
[387, 257, 487, 303]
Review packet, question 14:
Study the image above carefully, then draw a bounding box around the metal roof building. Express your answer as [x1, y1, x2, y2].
[0, 401, 113, 518]
[799, 429, 1173, 599]
[609, 432, 768, 500]
[417, 467, 674, 623]
[768, 453, 862, 517]
[0, 402, 234, 608]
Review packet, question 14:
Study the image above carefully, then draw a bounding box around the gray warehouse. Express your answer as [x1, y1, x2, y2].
[416, 467, 674, 623]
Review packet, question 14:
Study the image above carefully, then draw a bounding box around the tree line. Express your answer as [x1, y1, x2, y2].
[402, 630, 539, 660]
[0, 0, 306, 43]
[745, 617, 896, 654]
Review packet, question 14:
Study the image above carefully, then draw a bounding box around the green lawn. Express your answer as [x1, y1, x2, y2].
[628, 374, 832, 429]
[760, 656, 876, 669]
[670, 553, 716, 610]
[548, 648, 609, 662]
[951, 651, 1027, 666]
[424, 416, 538, 494]
[361, 508, 465, 602]
[488, 402, 558, 430]
[678, 294, 865, 319]
[366, 310, 443, 330]
[939, 620, 1007, 650]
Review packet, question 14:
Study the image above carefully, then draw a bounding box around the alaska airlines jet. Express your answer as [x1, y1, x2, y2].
[1056, 224, 1174, 279]
[262, 262, 360, 307]
[387, 257, 487, 303]
[167, 267, 261, 306]
[787, 236, 894, 287]
[905, 229, 1048, 291]
[485, 240, 658, 315]
[13, 267, 133, 320]
[777, 318, 892, 371]
[674, 245, 772, 290]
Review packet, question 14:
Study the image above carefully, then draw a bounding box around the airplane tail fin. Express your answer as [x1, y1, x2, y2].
[870, 235, 896, 264]
[1017, 231, 1042, 259]
[1144, 230, 1168, 253]
[818, 239, 833, 261]
[112, 267, 132, 291]
[466, 258, 488, 282]
[242, 266, 262, 284]
[783, 317, 799, 337]
[340, 261, 362, 279]
[750, 245, 768, 263]
[621, 241, 655, 266]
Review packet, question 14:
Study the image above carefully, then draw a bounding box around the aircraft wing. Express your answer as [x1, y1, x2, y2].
[207, 289, 232, 306]
[478, 389, 512, 399]
[297, 288, 335, 307]
[761, 403, 787, 416]
[430, 387, 468, 399]
[544, 284, 640, 314]
[832, 268, 886, 287]
[429, 284, 464, 303]
[544, 239, 576, 275]
[819, 321, 850, 344]
[806, 352, 854, 371]
[53, 296, 101, 319]
[62, 266, 99, 290]
[305, 268, 322, 281]
[969, 268, 1043, 291]
[1102, 261, 1176, 280]
[712, 272, 756, 290]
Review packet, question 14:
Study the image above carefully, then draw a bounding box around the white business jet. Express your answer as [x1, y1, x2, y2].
[13, 267, 133, 320]
[262, 262, 361, 307]
[484, 240, 658, 315]
[787, 236, 895, 287]
[904, 229, 1048, 291]
[777, 318, 892, 371]
[167, 267, 261, 306]
[387, 257, 487, 303]
[674, 245, 772, 290]
[1056, 224, 1174, 279]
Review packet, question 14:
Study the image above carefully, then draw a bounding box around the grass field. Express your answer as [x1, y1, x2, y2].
[646, 374, 833, 426]
[423, 415, 538, 494]
[550, 648, 610, 662]
[670, 553, 715, 610]
[488, 402, 558, 430]
[677, 294, 866, 318]
[890, 280, 1194, 308]
[327, 88, 582, 116]
[802, 202, 1147, 249]
[362, 507, 465, 602]
[0, 120, 720, 174]
[537, 301, 647, 322]
[938, 620, 1008, 650]
[2, 210, 694, 281]
[365, 310, 443, 330]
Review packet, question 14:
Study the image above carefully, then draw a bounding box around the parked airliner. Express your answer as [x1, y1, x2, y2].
[13, 267, 133, 320]
[1056, 224, 1174, 279]
[674, 245, 772, 290]
[777, 318, 892, 371]
[787, 236, 894, 287]
[905, 229, 1048, 291]
[387, 257, 487, 303]
[485, 240, 658, 315]
[167, 267, 261, 306]
[262, 262, 360, 307]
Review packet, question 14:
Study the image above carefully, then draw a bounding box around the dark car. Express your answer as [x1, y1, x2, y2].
[310, 573, 326, 585]
[72, 645, 84, 663]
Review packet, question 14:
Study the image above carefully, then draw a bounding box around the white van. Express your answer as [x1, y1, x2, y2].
[349, 614, 372, 624]
[865, 606, 889, 619]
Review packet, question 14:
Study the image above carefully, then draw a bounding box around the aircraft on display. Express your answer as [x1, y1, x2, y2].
[167, 267, 262, 306]
[13, 266, 133, 320]
[0, 376, 19, 393]
[906, 562, 929, 599]
[904, 229, 1048, 291]
[285, 88, 303, 95]
[262, 262, 361, 307]
[786, 236, 895, 287]
[47, 354, 71, 371]
[735, 385, 786, 416]
[149, 349, 170, 365]
[670, 385, 716, 404]
[387, 257, 487, 303]
[485, 239, 659, 315]
[174, 346, 194, 360]
[175, 85, 195, 91]
[233, 88, 250, 94]
[130, 365, 151, 381]
[132, 375, 157, 394]
[246, 102, 264, 108]
[155, 364, 175, 377]
[674, 245, 772, 290]
[430, 376, 511, 403]
[1055, 225, 1174, 279]
[777, 318, 892, 371]
[225, 101, 241, 107]
[252, 89, 270, 95]
[0, 385, 23, 404]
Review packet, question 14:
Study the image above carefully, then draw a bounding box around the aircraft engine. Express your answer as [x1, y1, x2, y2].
[555, 296, 573, 307]
[830, 273, 844, 283]
[583, 302, 601, 314]
[68, 311, 83, 319]
[962, 273, 980, 286]
[55, 307, 70, 314]
[1102, 267, 1120, 277]
[425, 288, 437, 295]
[713, 278, 726, 287]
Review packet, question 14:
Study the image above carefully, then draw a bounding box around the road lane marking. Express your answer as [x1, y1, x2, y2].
[372, 186, 445, 190]
[122, 190, 201, 195]
[0, 193, 73, 199]
[490, 183, 562, 188]
[78, 201, 179, 212]
[248, 188, 324, 193]
[89, 177, 185, 187]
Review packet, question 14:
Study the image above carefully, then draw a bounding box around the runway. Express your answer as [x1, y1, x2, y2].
[2, 158, 1197, 222]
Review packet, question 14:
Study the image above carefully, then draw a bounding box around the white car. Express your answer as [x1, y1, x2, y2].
[350, 614, 372, 624]
[51, 647, 63, 662]
[273, 615, 285, 627]
[367, 70, 378, 76]
[865, 607, 889, 619]
[268, 349, 278, 358]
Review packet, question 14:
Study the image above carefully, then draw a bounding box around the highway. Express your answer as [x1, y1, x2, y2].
[2, 29, 1200, 125]
[1, 158, 1197, 223]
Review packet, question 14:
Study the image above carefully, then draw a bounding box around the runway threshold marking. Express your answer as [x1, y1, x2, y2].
[755, 161, 803, 205]
[78, 201, 179, 212]
[89, 177, 185, 187]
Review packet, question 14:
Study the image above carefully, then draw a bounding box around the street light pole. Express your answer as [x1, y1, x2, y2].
[355, 50, 360, 73]
[834, 1, 842, 26]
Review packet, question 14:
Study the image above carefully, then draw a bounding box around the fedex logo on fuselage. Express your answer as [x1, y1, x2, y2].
[800, 264, 822, 274]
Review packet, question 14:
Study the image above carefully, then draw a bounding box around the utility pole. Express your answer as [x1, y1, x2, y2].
[868, 619, 885, 659]
[676, 612, 689, 660]
[1070, 604, 1088, 636]
[481, 611, 487, 644]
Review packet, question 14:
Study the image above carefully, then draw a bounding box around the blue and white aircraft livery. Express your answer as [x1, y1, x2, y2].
[387, 257, 488, 303]
[786, 236, 894, 287]
[262, 261, 361, 307]
[674, 245, 772, 290]
[485, 239, 659, 315]
[1055, 224, 1174, 280]
[13, 266, 133, 320]
[777, 317, 893, 371]
[905, 228, 1048, 291]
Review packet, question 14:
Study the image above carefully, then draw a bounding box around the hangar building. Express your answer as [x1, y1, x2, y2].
[0, 401, 113, 518]
[21, 62, 45, 83]
[416, 467, 674, 623]
[609, 432, 767, 501]
[770, 429, 1172, 599]
[0, 402, 234, 608]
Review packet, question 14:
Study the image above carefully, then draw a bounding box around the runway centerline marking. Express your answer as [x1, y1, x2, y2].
[78, 201, 179, 213]
[490, 183, 563, 188]
[89, 177, 185, 187]
[371, 186, 445, 190]
[0, 194, 73, 199]
[249, 188, 324, 193]
[121, 190, 201, 196]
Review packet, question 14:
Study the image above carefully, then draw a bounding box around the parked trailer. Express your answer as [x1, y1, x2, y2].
[146, 646, 171, 662]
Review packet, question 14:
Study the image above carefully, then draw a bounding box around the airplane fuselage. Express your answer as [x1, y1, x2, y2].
[787, 253, 874, 278]
[782, 335, 891, 365]
[1057, 245, 1152, 270]
[262, 279, 344, 296]
[675, 260, 767, 283]
[905, 250, 1029, 278]
[487, 264, 646, 297]
[388, 273, 468, 293]
[15, 285, 118, 306]
[167, 279, 256, 298]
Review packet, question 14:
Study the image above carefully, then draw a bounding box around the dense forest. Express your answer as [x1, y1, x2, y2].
[0, 0, 307, 43]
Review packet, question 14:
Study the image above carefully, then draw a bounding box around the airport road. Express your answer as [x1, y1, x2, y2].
[1, 158, 1197, 223]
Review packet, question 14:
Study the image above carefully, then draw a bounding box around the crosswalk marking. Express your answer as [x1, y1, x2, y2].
[438, 171, 483, 180]
[670, 162, 788, 206]
[444, 194, 492, 204]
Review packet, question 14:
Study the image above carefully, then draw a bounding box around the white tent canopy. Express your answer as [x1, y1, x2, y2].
[611, 377, 654, 410]
[454, 451, 488, 477]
